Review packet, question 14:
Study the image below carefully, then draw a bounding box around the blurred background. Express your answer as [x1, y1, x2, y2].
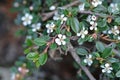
[0, 1, 78, 80]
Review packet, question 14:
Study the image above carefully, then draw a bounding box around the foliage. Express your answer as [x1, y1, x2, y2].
[12, 0, 120, 79]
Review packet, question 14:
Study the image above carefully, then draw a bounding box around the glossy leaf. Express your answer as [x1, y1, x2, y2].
[26, 52, 39, 60]
[38, 53, 48, 65]
[76, 48, 88, 55]
[102, 48, 112, 58]
[70, 17, 80, 33]
[116, 70, 120, 77]
[96, 41, 105, 53]
[34, 38, 46, 46]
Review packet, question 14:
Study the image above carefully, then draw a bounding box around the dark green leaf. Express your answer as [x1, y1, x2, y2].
[26, 52, 39, 60]
[96, 41, 105, 53]
[38, 53, 48, 65]
[116, 70, 120, 77]
[76, 48, 88, 55]
[50, 43, 57, 50]
[34, 38, 46, 46]
[107, 58, 119, 63]
[102, 48, 112, 58]
[70, 17, 80, 33]
[115, 17, 120, 25]
[24, 48, 30, 54]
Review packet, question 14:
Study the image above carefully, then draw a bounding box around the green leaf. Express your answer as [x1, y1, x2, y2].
[115, 17, 120, 25]
[70, 17, 80, 33]
[102, 48, 112, 58]
[76, 48, 88, 55]
[34, 38, 46, 46]
[96, 41, 105, 53]
[38, 53, 48, 65]
[116, 70, 120, 77]
[107, 58, 119, 63]
[26, 52, 39, 60]
[50, 43, 57, 50]
[35, 61, 41, 68]
[24, 48, 30, 54]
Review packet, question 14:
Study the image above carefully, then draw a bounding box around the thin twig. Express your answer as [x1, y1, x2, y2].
[68, 43, 96, 80]
[41, 0, 80, 21]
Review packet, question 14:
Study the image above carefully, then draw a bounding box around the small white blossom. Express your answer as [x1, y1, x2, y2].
[87, 15, 92, 22]
[108, 26, 119, 35]
[31, 23, 41, 32]
[118, 36, 120, 40]
[110, 3, 119, 13]
[46, 22, 55, 33]
[91, 0, 102, 7]
[29, 6, 34, 11]
[55, 34, 66, 45]
[13, 2, 19, 7]
[101, 63, 113, 73]
[77, 27, 88, 38]
[87, 15, 97, 22]
[78, 3, 85, 11]
[84, 54, 93, 66]
[21, 13, 33, 26]
[91, 15, 97, 21]
[90, 21, 98, 30]
[49, 5, 56, 10]
[53, 14, 67, 24]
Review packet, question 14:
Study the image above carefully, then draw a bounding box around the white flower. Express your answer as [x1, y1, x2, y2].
[53, 14, 67, 24]
[29, 6, 34, 11]
[108, 26, 119, 35]
[118, 36, 120, 40]
[84, 54, 93, 66]
[91, 15, 97, 21]
[110, 3, 119, 13]
[78, 3, 85, 11]
[46, 22, 55, 33]
[21, 13, 33, 26]
[77, 27, 88, 38]
[90, 21, 98, 30]
[87, 15, 97, 22]
[91, 0, 102, 7]
[101, 63, 113, 73]
[49, 5, 56, 10]
[55, 34, 66, 45]
[31, 23, 41, 32]
[13, 2, 19, 7]
[87, 15, 92, 22]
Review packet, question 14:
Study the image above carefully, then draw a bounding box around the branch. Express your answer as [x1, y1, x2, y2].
[41, 0, 80, 21]
[68, 43, 96, 80]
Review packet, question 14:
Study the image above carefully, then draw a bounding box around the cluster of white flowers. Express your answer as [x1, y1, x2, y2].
[108, 26, 120, 40]
[110, 3, 119, 13]
[53, 14, 67, 24]
[31, 23, 41, 32]
[21, 13, 33, 26]
[55, 34, 66, 45]
[84, 54, 93, 66]
[108, 26, 119, 35]
[78, 3, 85, 11]
[87, 15, 98, 30]
[49, 5, 56, 11]
[77, 27, 88, 38]
[46, 22, 55, 33]
[91, 0, 102, 7]
[101, 63, 113, 73]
